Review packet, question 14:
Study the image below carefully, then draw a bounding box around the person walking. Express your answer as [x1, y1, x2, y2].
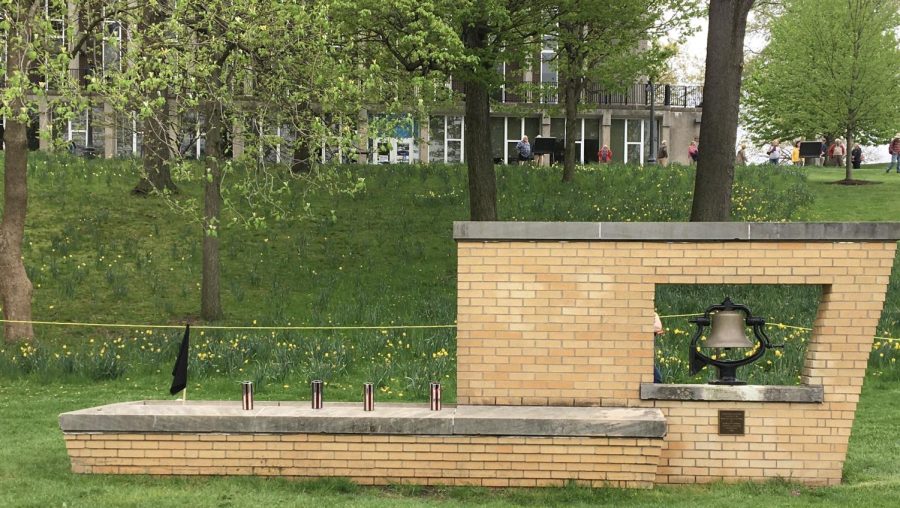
[657, 140, 669, 167]
[851, 143, 863, 169]
[516, 135, 532, 164]
[598, 144, 613, 164]
[887, 133, 900, 173]
[688, 140, 699, 165]
[767, 139, 780, 165]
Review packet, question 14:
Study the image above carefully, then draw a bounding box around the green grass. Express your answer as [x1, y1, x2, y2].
[1, 376, 898, 507]
[1, 154, 900, 505]
[803, 164, 900, 221]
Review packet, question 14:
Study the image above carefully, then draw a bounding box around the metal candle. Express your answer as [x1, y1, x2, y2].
[363, 383, 374, 411]
[311, 380, 323, 410]
[430, 382, 442, 411]
[241, 381, 254, 411]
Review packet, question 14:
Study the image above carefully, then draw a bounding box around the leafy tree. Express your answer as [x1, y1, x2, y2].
[742, 0, 900, 182]
[100, 0, 368, 321]
[554, 0, 700, 182]
[689, 0, 755, 222]
[337, 0, 555, 221]
[0, 0, 133, 342]
[128, 1, 179, 195]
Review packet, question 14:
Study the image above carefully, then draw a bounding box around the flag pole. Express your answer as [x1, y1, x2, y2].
[182, 387, 187, 403]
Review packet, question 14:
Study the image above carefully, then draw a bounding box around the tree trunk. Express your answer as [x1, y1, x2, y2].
[562, 73, 581, 183]
[689, 0, 755, 222]
[201, 101, 224, 321]
[132, 2, 177, 196]
[462, 23, 497, 221]
[1, 25, 35, 343]
[133, 101, 178, 195]
[845, 130, 853, 182]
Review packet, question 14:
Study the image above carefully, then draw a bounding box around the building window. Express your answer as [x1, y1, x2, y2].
[102, 20, 122, 75]
[116, 114, 141, 157]
[278, 125, 296, 165]
[429, 115, 464, 164]
[540, 33, 558, 105]
[549, 118, 602, 164]
[46, 0, 66, 53]
[609, 119, 660, 165]
[179, 112, 204, 159]
[369, 115, 417, 164]
[501, 117, 540, 164]
[68, 110, 89, 148]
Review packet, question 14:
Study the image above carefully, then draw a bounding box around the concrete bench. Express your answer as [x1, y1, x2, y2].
[60, 401, 666, 488]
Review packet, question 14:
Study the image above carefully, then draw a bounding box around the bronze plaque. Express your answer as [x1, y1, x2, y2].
[718, 410, 745, 435]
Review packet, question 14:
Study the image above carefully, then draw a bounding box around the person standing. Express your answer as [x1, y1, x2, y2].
[688, 140, 699, 165]
[851, 143, 863, 169]
[657, 140, 669, 167]
[887, 133, 900, 173]
[736, 143, 748, 165]
[791, 140, 803, 166]
[767, 139, 780, 165]
[653, 312, 665, 383]
[832, 138, 845, 167]
[516, 135, 532, 164]
[598, 144, 613, 164]
[819, 138, 828, 166]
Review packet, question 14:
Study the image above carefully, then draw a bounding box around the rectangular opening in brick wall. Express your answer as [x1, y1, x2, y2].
[654, 284, 821, 385]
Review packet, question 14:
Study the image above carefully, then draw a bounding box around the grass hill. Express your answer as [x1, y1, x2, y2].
[1, 155, 900, 506]
[1, 155, 899, 391]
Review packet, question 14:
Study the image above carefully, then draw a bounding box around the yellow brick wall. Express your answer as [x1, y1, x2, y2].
[457, 240, 896, 484]
[64, 433, 663, 488]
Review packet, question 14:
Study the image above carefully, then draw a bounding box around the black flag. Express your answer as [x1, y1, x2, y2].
[169, 324, 190, 395]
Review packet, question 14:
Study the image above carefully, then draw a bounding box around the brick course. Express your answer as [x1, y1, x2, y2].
[64, 433, 663, 488]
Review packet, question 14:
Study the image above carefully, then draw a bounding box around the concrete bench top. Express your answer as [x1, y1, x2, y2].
[453, 221, 900, 241]
[60, 401, 666, 438]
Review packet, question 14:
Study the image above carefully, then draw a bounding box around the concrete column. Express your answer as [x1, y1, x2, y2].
[600, 114, 612, 150]
[231, 119, 245, 159]
[539, 113, 551, 166]
[523, 68, 534, 103]
[38, 98, 51, 152]
[357, 109, 369, 165]
[660, 112, 672, 150]
[418, 116, 430, 164]
[104, 102, 116, 158]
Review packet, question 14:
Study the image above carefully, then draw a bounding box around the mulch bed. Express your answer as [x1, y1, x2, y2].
[827, 179, 882, 186]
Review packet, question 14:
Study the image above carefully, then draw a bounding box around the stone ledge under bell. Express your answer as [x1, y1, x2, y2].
[639, 383, 824, 403]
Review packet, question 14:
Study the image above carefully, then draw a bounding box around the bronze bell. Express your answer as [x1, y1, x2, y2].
[706, 310, 754, 348]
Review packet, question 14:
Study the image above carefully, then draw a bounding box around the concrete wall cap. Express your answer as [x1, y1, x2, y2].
[453, 222, 900, 242]
[59, 401, 666, 438]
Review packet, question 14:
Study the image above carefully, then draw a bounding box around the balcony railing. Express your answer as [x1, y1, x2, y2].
[583, 82, 703, 108]
[454, 80, 703, 108]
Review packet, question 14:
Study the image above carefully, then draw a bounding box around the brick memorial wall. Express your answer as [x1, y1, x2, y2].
[60, 222, 900, 487]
